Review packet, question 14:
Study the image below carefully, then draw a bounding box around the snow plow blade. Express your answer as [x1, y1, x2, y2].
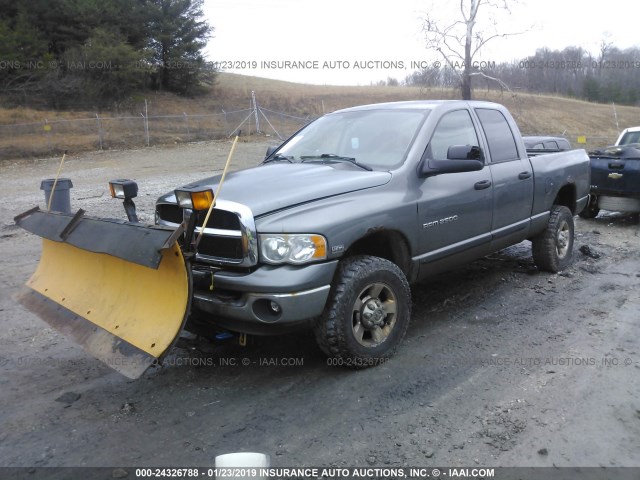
[15, 207, 190, 379]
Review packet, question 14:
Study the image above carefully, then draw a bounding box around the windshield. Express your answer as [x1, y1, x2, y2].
[274, 109, 429, 169]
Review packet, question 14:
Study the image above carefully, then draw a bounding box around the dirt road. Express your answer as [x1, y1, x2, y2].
[1, 141, 639, 475]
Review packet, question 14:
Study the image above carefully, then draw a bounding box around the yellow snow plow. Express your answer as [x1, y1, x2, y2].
[15, 140, 237, 378]
[15, 207, 191, 379]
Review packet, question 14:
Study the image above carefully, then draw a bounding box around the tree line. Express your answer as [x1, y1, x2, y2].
[405, 45, 640, 106]
[0, 0, 213, 108]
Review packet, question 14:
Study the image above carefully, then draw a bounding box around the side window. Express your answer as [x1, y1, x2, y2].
[544, 141, 559, 150]
[475, 109, 519, 162]
[428, 110, 480, 161]
[558, 139, 571, 150]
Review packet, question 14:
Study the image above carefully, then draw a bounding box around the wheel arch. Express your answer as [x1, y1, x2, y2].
[342, 229, 414, 281]
[553, 183, 577, 214]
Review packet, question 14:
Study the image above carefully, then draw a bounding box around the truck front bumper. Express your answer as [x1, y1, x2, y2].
[191, 260, 338, 335]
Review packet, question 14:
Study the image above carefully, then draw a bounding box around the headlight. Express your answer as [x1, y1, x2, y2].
[259, 234, 327, 265]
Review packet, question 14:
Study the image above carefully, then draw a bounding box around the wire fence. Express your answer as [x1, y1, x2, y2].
[0, 99, 621, 160]
[0, 105, 313, 160]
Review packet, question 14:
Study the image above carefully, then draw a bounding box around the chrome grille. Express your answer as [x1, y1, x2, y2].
[156, 199, 257, 267]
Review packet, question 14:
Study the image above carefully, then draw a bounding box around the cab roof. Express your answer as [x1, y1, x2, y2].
[333, 100, 506, 114]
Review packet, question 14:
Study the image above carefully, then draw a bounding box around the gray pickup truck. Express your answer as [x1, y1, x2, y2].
[154, 100, 590, 366]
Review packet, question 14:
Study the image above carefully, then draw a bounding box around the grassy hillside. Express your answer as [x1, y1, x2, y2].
[1, 72, 639, 159]
[216, 74, 640, 145]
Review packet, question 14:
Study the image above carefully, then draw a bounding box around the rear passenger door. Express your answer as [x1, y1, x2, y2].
[475, 108, 534, 241]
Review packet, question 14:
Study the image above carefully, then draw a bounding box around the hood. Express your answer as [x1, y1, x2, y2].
[589, 144, 640, 158]
[158, 162, 392, 216]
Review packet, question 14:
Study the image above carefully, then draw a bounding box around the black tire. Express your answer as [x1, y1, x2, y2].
[579, 196, 599, 219]
[314, 255, 411, 368]
[532, 205, 575, 272]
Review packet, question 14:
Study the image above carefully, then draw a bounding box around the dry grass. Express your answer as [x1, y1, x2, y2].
[1, 72, 639, 159]
[212, 74, 640, 146]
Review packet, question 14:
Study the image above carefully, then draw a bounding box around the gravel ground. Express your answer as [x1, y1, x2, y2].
[0, 140, 639, 477]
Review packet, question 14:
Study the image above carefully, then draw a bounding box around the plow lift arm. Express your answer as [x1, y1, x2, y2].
[14, 182, 218, 379]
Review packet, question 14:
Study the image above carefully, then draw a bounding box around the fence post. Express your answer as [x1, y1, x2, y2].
[142, 99, 150, 147]
[44, 119, 52, 154]
[96, 114, 104, 150]
[183, 112, 190, 140]
[222, 108, 228, 137]
[251, 90, 261, 134]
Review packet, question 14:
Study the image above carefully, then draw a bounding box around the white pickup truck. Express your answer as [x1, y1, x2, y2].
[615, 126, 640, 146]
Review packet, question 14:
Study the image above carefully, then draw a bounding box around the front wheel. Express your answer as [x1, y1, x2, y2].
[532, 205, 575, 272]
[314, 255, 411, 367]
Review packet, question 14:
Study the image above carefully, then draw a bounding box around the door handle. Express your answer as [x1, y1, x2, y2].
[518, 171, 532, 180]
[474, 180, 492, 190]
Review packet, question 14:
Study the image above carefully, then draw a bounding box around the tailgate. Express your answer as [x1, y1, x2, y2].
[589, 149, 640, 197]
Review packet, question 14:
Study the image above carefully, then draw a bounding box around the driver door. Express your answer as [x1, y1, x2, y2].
[417, 109, 493, 261]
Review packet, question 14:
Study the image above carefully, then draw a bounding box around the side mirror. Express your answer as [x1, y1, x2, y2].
[265, 145, 278, 159]
[419, 145, 484, 177]
[447, 145, 483, 160]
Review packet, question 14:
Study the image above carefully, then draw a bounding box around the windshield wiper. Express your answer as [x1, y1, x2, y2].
[263, 153, 294, 164]
[300, 153, 372, 171]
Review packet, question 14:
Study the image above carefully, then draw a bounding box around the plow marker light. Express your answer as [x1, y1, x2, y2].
[175, 187, 214, 211]
[109, 179, 138, 200]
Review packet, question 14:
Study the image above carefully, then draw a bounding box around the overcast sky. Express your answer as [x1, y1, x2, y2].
[203, 0, 640, 85]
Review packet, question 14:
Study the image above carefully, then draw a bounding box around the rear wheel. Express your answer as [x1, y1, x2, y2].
[314, 255, 411, 368]
[532, 205, 575, 272]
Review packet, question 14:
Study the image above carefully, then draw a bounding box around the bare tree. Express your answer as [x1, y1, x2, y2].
[422, 0, 524, 99]
[596, 35, 613, 78]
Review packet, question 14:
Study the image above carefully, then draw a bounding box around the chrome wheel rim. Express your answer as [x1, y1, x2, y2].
[556, 220, 571, 258]
[351, 282, 397, 347]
